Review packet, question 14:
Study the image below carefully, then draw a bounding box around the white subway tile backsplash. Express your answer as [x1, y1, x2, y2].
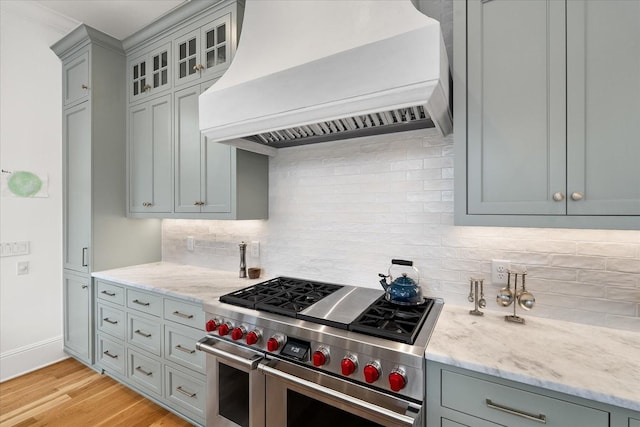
[163, 128, 640, 333]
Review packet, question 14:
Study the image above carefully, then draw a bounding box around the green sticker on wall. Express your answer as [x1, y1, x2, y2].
[7, 171, 43, 197]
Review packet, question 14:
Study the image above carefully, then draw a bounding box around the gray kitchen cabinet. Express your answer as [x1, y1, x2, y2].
[172, 2, 241, 87]
[127, 94, 173, 215]
[427, 361, 640, 427]
[93, 278, 206, 426]
[63, 271, 92, 364]
[52, 24, 162, 366]
[62, 50, 90, 107]
[127, 42, 171, 104]
[630, 418, 640, 427]
[174, 83, 269, 219]
[454, 0, 640, 229]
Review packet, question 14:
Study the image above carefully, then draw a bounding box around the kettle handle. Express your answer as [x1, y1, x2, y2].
[391, 259, 413, 267]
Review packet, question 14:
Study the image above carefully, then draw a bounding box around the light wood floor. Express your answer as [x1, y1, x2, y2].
[0, 358, 194, 426]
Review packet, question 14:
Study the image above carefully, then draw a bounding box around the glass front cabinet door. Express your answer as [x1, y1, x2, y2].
[128, 43, 171, 103]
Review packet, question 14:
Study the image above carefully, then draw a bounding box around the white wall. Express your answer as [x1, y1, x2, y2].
[163, 128, 640, 332]
[0, 1, 78, 381]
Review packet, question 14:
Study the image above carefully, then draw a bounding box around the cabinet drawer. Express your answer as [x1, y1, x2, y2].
[96, 334, 125, 376]
[128, 348, 162, 397]
[164, 298, 203, 330]
[127, 313, 161, 356]
[97, 304, 125, 340]
[127, 288, 162, 317]
[165, 325, 204, 373]
[441, 370, 609, 427]
[165, 366, 205, 420]
[96, 281, 124, 306]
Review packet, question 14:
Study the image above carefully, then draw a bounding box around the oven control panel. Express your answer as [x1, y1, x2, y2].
[203, 314, 423, 400]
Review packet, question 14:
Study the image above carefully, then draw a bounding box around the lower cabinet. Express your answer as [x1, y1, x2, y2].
[427, 361, 640, 427]
[63, 271, 92, 364]
[94, 279, 206, 426]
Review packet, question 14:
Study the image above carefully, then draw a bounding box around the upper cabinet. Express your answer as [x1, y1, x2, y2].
[63, 51, 90, 107]
[454, 0, 640, 229]
[124, 0, 267, 220]
[173, 12, 234, 87]
[127, 43, 171, 103]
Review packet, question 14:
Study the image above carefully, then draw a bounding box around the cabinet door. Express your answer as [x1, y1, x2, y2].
[63, 272, 91, 363]
[63, 103, 91, 272]
[129, 95, 172, 213]
[174, 29, 201, 87]
[466, 0, 566, 215]
[63, 50, 90, 106]
[174, 85, 203, 212]
[566, 1, 640, 215]
[202, 140, 232, 213]
[128, 44, 171, 103]
[199, 13, 232, 81]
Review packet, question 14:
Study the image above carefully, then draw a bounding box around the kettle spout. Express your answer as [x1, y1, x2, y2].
[378, 274, 389, 290]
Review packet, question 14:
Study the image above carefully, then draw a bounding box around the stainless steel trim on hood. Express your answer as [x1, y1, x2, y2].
[199, 0, 452, 155]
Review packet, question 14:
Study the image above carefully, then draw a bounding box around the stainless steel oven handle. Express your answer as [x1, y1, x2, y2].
[259, 362, 420, 427]
[196, 337, 262, 370]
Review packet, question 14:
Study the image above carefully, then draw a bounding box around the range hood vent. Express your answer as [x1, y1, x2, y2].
[199, 0, 452, 155]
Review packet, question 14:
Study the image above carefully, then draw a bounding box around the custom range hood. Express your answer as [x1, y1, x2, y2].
[199, 0, 451, 155]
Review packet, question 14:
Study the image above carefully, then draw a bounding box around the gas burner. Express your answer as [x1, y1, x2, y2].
[220, 277, 343, 316]
[349, 296, 435, 344]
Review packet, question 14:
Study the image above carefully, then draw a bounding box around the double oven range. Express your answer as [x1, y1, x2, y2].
[196, 276, 443, 427]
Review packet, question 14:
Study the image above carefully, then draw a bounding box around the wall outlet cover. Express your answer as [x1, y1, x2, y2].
[492, 259, 510, 285]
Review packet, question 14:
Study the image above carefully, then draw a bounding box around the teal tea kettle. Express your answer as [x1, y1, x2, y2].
[378, 259, 424, 305]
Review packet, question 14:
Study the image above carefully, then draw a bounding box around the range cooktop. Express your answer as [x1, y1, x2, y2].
[218, 277, 436, 345]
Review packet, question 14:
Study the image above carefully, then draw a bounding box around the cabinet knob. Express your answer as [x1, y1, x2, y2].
[193, 201, 204, 206]
[143, 84, 152, 92]
[552, 192, 565, 202]
[193, 64, 205, 71]
[81, 84, 89, 89]
[142, 202, 154, 207]
[571, 192, 584, 201]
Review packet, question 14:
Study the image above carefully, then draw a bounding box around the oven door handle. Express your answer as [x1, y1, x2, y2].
[196, 337, 263, 370]
[258, 360, 421, 427]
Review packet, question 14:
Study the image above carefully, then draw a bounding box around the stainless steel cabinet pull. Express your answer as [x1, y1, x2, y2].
[175, 345, 195, 354]
[135, 366, 152, 376]
[134, 329, 152, 338]
[101, 290, 116, 297]
[103, 350, 118, 359]
[176, 386, 197, 398]
[133, 299, 150, 306]
[104, 318, 118, 325]
[486, 399, 547, 424]
[173, 311, 194, 319]
[82, 247, 88, 267]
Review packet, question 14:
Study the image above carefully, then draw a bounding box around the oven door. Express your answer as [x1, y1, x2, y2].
[258, 357, 423, 427]
[196, 337, 265, 427]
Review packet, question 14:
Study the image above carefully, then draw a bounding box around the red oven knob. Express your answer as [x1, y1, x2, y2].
[218, 322, 232, 336]
[246, 330, 261, 346]
[389, 369, 407, 392]
[267, 334, 285, 352]
[312, 348, 329, 367]
[205, 319, 217, 332]
[363, 362, 381, 384]
[231, 326, 246, 341]
[341, 355, 357, 376]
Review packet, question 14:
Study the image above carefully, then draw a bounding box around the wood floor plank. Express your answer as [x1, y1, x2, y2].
[0, 358, 195, 426]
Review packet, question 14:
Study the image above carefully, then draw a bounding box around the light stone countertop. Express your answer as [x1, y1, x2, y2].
[92, 262, 265, 304]
[426, 304, 640, 412]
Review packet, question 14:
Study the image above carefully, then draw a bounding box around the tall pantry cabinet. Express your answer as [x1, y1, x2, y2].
[51, 25, 162, 365]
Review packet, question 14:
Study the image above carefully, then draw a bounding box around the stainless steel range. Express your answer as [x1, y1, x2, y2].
[196, 277, 443, 427]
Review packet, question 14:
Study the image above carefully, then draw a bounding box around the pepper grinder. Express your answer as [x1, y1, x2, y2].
[239, 241, 247, 278]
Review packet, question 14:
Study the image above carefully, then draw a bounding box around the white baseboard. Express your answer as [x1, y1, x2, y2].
[0, 336, 67, 382]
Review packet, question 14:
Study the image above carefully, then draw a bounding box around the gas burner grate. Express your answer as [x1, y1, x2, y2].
[349, 296, 435, 345]
[219, 277, 343, 317]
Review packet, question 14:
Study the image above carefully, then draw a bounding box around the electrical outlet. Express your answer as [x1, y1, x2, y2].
[250, 241, 260, 258]
[186, 236, 194, 251]
[492, 259, 510, 285]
